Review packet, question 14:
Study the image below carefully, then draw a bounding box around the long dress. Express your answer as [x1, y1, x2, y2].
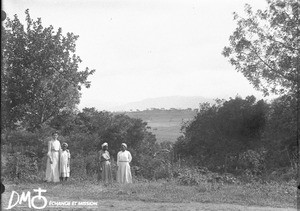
[117, 150, 132, 184]
[60, 149, 70, 178]
[98, 150, 113, 183]
[45, 140, 61, 182]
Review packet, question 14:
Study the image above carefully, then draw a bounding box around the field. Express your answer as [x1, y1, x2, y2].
[2, 179, 297, 210]
[124, 109, 197, 142]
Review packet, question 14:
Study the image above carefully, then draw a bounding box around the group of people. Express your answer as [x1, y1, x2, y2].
[45, 132, 133, 184]
[98, 142, 133, 184]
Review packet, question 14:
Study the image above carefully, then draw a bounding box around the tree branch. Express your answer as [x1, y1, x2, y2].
[267, 36, 300, 52]
[248, 43, 291, 81]
[47, 62, 78, 88]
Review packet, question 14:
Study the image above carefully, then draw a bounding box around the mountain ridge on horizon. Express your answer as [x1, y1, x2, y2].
[108, 95, 215, 111]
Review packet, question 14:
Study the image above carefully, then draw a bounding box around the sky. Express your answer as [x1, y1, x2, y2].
[3, 0, 275, 110]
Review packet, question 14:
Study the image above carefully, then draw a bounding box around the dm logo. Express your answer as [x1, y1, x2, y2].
[6, 188, 48, 210]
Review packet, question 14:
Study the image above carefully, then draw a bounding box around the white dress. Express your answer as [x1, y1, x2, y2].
[60, 150, 70, 177]
[45, 140, 61, 182]
[117, 150, 132, 184]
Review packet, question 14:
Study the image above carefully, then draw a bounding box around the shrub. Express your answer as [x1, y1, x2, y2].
[85, 152, 99, 177]
[237, 149, 267, 176]
[138, 155, 173, 180]
[153, 162, 172, 180]
[3, 152, 38, 182]
[2, 130, 47, 159]
[175, 166, 239, 186]
[70, 154, 87, 180]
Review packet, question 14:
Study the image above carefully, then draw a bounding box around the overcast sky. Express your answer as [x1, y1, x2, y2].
[3, 0, 274, 110]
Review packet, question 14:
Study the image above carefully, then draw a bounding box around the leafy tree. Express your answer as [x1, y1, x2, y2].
[175, 96, 269, 171]
[263, 95, 297, 169]
[1, 9, 95, 131]
[222, 0, 299, 96]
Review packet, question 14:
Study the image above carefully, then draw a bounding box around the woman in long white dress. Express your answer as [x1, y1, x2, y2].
[117, 143, 132, 184]
[45, 132, 61, 182]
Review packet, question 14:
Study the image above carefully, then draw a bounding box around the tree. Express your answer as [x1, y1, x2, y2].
[222, 0, 299, 96]
[1, 9, 95, 130]
[263, 95, 297, 168]
[175, 96, 269, 171]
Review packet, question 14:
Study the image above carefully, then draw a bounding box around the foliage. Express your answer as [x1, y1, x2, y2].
[237, 148, 267, 176]
[263, 95, 297, 169]
[222, 0, 300, 96]
[175, 166, 238, 186]
[2, 152, 38, 182]
[1, 130, 47, 159]
[175, 96, 269, 172]
[69, 154, 88, 180]
[1, 93, 296, 183]
[138, 155, 172, 180]
[174, 93, 297, 181]
[1, 9, 95, 131]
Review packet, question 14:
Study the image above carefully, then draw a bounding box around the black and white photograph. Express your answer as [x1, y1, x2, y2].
[1, 0, 299, 210]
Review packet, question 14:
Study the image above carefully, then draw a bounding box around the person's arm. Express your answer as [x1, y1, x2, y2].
[117, 152, 120, 166]
[98, 151, 103, 171]
[47, 141, 53, 164]
[107, 151, 110, 161]
[58, 142, 61, 169]
[128, 151, 132, 163]
[67, 150, 71, 167]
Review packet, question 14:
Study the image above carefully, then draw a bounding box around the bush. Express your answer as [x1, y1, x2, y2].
[70, 154, 87, 180]
[237, 149, 266, 176]
[2, 130, 47, 159]
[138, 155, 173, 180]
[262, 167, 297, 182]
[153, 162, 172, 180]
[85, 152, 99, 177]
[3, 152, 38, 182]
[175, 166, 239, 186]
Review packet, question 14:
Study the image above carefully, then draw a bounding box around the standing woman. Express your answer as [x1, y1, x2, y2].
[117, 143, 132, 184]
[45, 132, 61, 182]
[98, 142, 113, 184]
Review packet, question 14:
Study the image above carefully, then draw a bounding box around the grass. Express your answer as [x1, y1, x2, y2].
[2, 178, 296, 209]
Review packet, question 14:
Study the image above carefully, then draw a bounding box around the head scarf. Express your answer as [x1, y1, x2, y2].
[121, 143, 127, 148]
[62, 142, 68, 147]
[102, 142, 108, 148]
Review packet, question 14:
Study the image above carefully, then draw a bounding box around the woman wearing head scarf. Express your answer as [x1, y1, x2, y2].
[60, 142, 70, 181]
[117, 143, 132, 184]
[98, 142, 113, 184]
[45, 132, 61, 182]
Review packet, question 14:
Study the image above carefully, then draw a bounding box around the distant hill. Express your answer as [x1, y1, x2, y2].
[111, 96, 215, 111]
[121, 108, 199, 143]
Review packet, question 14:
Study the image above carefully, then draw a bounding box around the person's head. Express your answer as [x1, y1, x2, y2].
[102, 142, 108, 150]
[121, 143, 127, 151]
[52, 131, 59, 139]
[62, 142, 68, 151]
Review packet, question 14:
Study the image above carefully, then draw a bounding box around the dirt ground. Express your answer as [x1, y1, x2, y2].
[1, 182, 297, 211]
[1, 197, 297, 210]
[92, 200, 297, 211]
